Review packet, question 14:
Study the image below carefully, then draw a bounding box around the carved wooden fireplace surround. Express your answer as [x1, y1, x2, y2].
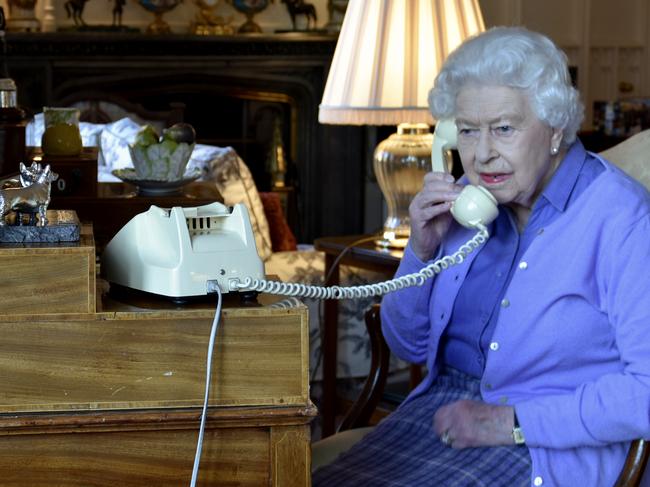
[5, 32, 366, 242]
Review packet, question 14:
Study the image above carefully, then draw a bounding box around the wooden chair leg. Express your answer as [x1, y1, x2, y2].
[614, 439, 650, 487]
[337, 303, 390, 433]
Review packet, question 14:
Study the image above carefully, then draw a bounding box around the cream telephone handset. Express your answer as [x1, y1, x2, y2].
[431, 119, 499, 229]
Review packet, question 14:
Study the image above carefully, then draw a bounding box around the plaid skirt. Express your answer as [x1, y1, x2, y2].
[312, 368, 531, 487]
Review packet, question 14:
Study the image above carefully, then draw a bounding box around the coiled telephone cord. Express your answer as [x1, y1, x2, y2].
[236, 225, 489, 299]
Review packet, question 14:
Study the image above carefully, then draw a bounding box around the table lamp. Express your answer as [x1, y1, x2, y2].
[319, 0, 484, 248]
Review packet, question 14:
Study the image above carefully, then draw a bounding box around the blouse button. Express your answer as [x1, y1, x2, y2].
[489, 342, 499, 351]
[518, 261, 528, 270]
[501, 298, 510, 308]
[533, 476, 543, 486]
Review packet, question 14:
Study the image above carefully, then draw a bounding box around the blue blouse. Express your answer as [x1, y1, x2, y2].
[441, 140, 604, 377]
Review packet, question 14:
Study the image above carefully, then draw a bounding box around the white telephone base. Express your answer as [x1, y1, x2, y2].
[102, 202, 265, 298]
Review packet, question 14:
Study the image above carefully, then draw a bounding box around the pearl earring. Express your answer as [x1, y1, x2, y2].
[551, 147, 559, 155]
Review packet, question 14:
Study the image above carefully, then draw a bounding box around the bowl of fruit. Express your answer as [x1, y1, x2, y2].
[128, 123, 196, 182]
[112, 123, 199, 195]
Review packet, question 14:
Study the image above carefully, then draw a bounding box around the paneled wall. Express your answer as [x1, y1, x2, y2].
[480, 0, 650, 128]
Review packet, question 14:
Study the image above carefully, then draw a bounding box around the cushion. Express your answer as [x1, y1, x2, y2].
[259, 192, 297, 252]
[208, 148, 273, 261]
[599, 129, 650, 190]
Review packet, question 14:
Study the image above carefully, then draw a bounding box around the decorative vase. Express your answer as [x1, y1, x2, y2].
[230, 0, 271, 33]
[6, 0, 40, 32]
[41, 107, 82, 156]
[138, 0, 183, 34]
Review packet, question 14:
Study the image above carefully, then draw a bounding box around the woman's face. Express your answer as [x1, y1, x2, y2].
[455, 85, 563, 211]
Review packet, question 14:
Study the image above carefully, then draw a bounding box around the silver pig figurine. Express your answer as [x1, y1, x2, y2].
[0, 162, 45, 190]
[0, 164, 58, 226]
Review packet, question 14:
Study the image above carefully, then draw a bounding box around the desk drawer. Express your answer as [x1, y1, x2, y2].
[0, 305, 309, 411]
[0, 408, 314, 487]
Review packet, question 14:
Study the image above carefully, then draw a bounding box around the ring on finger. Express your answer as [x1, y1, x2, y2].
[440, 430, 453, 446]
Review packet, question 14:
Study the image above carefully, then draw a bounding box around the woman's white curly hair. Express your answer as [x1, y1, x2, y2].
[428, 26, 584, 145]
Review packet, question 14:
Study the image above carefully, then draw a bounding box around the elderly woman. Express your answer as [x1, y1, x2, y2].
[313, 26, 650, 487]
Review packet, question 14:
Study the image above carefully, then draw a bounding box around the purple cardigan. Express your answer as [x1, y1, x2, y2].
[381, 153, 650, 487]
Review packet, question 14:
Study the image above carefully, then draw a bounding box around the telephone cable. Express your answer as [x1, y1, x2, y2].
[190, 285, 222, 487]
[236, 225, 489, 299]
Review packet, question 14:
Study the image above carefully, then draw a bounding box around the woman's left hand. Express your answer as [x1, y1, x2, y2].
[432, 400, 515, 448]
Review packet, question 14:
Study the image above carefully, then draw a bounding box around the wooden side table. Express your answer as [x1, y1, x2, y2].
[313, 235, 403, 437]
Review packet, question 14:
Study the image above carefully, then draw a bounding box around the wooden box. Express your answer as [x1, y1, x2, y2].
[0, 223, 95, 315]
[27, 146, 98, 198]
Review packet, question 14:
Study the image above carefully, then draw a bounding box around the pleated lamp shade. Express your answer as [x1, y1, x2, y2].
[319, 0, 485, 126]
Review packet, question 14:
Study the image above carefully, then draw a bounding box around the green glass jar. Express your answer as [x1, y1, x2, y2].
[41, 107, 82, 156]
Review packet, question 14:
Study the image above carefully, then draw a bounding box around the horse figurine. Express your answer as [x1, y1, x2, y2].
[281, 0, 317, 31]
[112, 0, 126, 26]
[65, 0, 89, 26]
[0, 164, 58, 227]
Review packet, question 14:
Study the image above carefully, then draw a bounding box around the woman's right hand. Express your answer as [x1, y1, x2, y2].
[408, 172, 463, 261]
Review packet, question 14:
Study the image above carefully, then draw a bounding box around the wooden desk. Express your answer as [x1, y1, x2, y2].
[313, 235, 402, 437]
[49, 181, 223, 252]
[0, 227, 315, 486]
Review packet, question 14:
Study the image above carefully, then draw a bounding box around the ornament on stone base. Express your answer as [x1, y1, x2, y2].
[192, 0, 236, 35]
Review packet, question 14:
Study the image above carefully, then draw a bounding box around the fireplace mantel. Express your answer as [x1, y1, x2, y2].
[5, 32, 338, 58]
[5, 32, 366, 242]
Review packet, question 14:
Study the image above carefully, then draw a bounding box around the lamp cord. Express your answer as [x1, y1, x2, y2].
[311, 234, 379, 382]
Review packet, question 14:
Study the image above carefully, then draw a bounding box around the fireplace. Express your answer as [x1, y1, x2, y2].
[5, 32, 367, 242]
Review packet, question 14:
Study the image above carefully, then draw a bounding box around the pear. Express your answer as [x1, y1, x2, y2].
[135, 125, 160, 147]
